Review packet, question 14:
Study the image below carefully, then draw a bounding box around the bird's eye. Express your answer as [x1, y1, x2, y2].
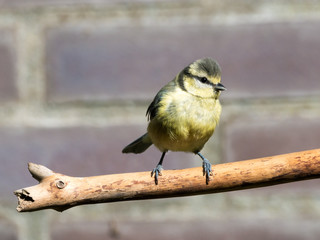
[199, 77, 208, 84]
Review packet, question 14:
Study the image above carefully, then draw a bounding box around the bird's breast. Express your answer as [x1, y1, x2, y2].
[147, 90, 221, 153]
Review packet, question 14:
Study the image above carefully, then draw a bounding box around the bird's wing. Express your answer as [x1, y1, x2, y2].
[146, 90, 164, 121]
[146, 80, 176, 121]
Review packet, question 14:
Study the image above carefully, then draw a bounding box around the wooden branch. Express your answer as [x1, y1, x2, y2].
[14, 149, 320, 212]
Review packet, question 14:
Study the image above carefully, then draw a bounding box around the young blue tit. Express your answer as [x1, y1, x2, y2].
[122, 58, 226, 185]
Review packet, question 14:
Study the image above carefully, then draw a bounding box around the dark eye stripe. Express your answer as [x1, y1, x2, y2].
[184, 70, 213, 87]
[197, 76, 213, 86]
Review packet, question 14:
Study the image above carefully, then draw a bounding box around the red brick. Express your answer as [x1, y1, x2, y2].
[51, 219, 320, 240]
[0, 125, 195, 200]
[223, 116, 320, 192]
[225, 117, 320, 162]
[51, 221, 109, 240]
[0, 29, 17, 102]
[46, 20, 320, 102]
[1, 0, 318, 12]
[219, 21, 320, 99]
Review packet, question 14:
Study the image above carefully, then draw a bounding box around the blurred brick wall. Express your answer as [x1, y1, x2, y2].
[1, 1, 320, 240]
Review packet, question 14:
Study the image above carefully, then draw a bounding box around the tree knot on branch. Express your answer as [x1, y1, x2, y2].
[55, 180, 66, 189]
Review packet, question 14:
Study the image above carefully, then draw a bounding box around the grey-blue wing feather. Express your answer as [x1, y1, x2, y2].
[146, 80, 176, 121]
[146, 93, 163, 121]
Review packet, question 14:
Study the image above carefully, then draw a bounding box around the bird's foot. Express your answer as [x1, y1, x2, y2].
[202, 158, 213, 185]
[151, 164, 163, 185]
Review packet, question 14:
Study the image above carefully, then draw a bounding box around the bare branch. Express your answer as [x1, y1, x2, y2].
[14, 149, 320, 212]
[28, 163, 54, 181]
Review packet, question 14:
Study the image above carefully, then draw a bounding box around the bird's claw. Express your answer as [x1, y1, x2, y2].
[151, 164, 163, 185]
[202, 159, 213, 185]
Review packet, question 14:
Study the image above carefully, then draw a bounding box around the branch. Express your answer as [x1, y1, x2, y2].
[14, 149, 320, 212]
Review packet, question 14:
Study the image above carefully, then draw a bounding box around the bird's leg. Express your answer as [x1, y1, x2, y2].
[151, 152, 166, 185]
[197, 152, 213, 185]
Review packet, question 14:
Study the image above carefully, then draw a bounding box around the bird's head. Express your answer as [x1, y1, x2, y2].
[179, 58, 226, 99]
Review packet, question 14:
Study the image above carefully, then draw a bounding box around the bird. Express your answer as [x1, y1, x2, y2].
[122, 58, 226, 185]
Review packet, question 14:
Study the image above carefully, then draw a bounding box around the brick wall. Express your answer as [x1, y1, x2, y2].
[1, 1, 320, 240]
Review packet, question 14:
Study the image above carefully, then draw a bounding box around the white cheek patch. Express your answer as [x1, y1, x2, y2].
[193, 78, 211, 89]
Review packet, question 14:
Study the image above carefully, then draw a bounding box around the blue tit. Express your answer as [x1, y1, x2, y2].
[122, 58, 226, 185]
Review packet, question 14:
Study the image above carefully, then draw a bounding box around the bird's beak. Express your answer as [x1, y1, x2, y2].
[214, 83, 226, 91]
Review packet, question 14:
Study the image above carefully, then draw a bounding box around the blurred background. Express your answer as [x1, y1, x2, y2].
[1, 0, 320, 239]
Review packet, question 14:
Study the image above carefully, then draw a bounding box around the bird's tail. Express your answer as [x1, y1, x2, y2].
[122, 133, 153, 154]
